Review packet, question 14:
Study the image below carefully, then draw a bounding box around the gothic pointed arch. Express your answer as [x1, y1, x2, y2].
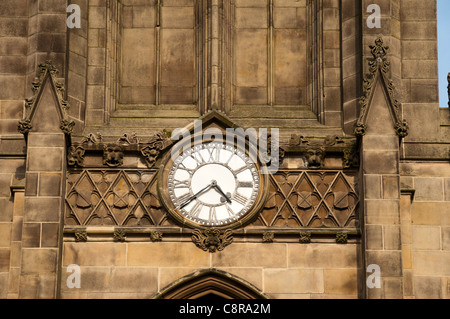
[354, 37, 409, 138]
[155, 269, 267, 299]
[18, 60, 75, 137]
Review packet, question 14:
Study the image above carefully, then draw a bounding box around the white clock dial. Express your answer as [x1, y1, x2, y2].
[167, 142, 260, 226]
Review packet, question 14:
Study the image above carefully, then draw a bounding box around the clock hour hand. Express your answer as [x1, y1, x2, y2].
[179, 182, 214, 209]
[212, 182, 232, 204]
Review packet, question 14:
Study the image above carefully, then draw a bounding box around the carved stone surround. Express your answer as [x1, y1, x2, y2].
[64, 131, 360, 249]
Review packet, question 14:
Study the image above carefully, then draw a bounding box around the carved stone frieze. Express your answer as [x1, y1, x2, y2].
[65, 170, 170, 227]
[287, 134, 358, 169]
[67, 131, 171, 169]
[254, 171, 359, 228]
[191, 228, 233, 253]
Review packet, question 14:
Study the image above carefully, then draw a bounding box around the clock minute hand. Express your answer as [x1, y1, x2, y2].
[179, 182, 214, 209]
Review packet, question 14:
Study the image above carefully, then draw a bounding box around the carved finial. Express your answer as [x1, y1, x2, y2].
[369, 37, 390, 74]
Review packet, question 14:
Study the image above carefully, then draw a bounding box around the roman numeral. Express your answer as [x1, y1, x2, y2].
[191, 152, 205, 165]
[176, 193, 192, 207]
[238, 181, 253, 188]
[189, 201, 203, 218]
[209, 206, 218, 223]
[225, 203, 235, 217]
[178, 163, 195, 176]
[205, 144, 221, 163]
[173, 179, 190, 189]
[233, 166, 249, 175]
[233, 193, 248, 206]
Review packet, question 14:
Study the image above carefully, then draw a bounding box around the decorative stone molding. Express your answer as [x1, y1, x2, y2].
[354, 37, 409, 138]
[150, 231, 163, 242]
[74, 230, 87, 242]
[287, 134, 358, 169]
[140, 131, 172, 168]
[113, 229, 126, 242]
[191, 228, 233, 253]
[336, 231, 348, 244]
[18, 61, 75, 137]
[67, 131, 171, 169]
[262, 231, 275, 243]
[299, 231, 311, 243]
[67, 146, 86, 167]
[257, 171, 359, 228]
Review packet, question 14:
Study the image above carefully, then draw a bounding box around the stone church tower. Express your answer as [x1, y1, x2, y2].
[0, 0, 449, 299]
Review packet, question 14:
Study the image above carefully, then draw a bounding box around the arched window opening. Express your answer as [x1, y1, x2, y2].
[155, 269, 267, 300]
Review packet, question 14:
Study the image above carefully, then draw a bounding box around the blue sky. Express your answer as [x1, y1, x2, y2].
[438, 0, 450, 108]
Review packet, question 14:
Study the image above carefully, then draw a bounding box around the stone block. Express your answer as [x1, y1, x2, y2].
[365, 225, 383, 250]
[23, 197, 60, 222]
[365, 251, 402, 277]
[412, 226, 441, 250]
[22, 223, 40, 248]
[63, 243, 126, 267]
[25, 173, 38, 196]
[443, 227, 450, 251]
[288, 244, 357, 269]
[383, 176, 399, 199]
[323, 269, 358, 295]
[445, 179, 450, 202]
[38, 173, 62, 197]
[364, 175, 381, 199]
[363, 150, 398, 174]
[365, 200, 400, 225]
[0, 248, 10, 272]
[21, 248, 57, 274]
[413, 276, 441, 299]
[383, 277, 403, 299]
[264, 269, 324, 294]
[414, 178, 444, 202]
[127, 242, 207, 267]
[412, 251, 450, 276]
[27, 147, 63, 172]
[61, 266, 111, 293]
[212, 243, 287, 268]
[0, 197, 14, 222]
[411, 202, 450, 225]
[0, 222, 11, 247]
[41, 223, 59, 248]
[383, 225, 401, 250]
[109, 267, 158, 293]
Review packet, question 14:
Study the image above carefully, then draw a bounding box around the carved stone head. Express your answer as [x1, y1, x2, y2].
[305, 146, 325, 169]
[103, 143, 124, 167]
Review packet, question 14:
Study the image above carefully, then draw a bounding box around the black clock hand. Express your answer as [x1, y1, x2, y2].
[179, 182, 214, 209]
[213, 183, 232, 204]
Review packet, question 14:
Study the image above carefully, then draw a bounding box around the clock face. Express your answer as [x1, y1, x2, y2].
[166, 142, 260, 227]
